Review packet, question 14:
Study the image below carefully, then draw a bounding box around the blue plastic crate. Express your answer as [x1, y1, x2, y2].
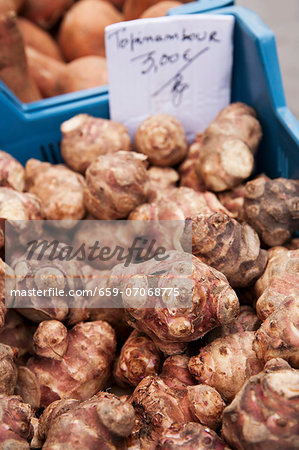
[0, 0, 298, 178]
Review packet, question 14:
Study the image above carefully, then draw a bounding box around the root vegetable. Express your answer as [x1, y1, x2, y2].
[112, 251, 239, 354]
[129, 375, 194, 448]
[130, 186, 231, 224]
[135, 114, 188, 166]
[30, 417, 43, 449]
[222, 358, 299, 450]
[84, 151, 149, 219]
[114, 330, 162, 387]
[255, 247, 299, 320]
[285, 237, 299, 250]
[61, 114, 131, 173]
[0, 311, 35, 360]
[0, 0, 15, 14]
[38, 398, 80, 442]
[187, 385, 225, 430]
[0, 395, 34, 448]
[190, 212, 268, 287]
[0, 187, 41, 221]
[0, 150, 25, 191]
[25, 46, 65, 98]
[58, 0, 123, 61]
[18, 18, 63, 61]
[208, 305, 261, 342]
[157, 422, 229, 449]
[60, 56, 108, 93]
[0, 11, 41, 103]
[160, 355, 195, 389]
[218, 183, 246, 220]
[253, 297, 299, 368]
[12, 244, 88, 324]
[140, 1, 182, 18]
[243, 177, 299, 246]
[25, 159, 86, 220]
[18, 320, 116, 408]
[147, 166, 179, 201]
[22, 0, 74, 29]
[42, 393, 135, 449]
[196, 102, 262, 191]
[0, 344, 17, 395]
[178, 134, 207, 192]
[188, 331, 263, 402]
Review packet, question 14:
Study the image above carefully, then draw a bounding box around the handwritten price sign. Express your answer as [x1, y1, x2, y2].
[105, 15, 234, 142]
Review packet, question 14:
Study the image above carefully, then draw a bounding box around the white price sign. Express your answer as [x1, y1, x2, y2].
[105, 14, 234, 142]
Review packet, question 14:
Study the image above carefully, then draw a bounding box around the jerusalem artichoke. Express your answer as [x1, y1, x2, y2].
[25, 159, 86, 221]
[190, 212, 268, 287]
[18, 320, 116, 408]
[255, 247, 299, 320]
[140, 1, 182, 18]
[135, 114, 188, 166]
[42, 392, 135, 449]
[188, 331, 263, 402]
[84, 151, 149, 219]
[178, 134, 207, 192]
[0, 344, 17, 395]
[157, 422, 229, 449]
[222, 358, 299, 449]
[112, 251, 239, 354]
[0, 395, 34, 449]
[61, 113, 131, 173]
[187, 385, 225, 430]
[253, 297, 299, 368]
[196, 102, 262, 191]
[114, 330, 162, 387]
[0, 150, 25, 191]
[243, 177, 299, 246]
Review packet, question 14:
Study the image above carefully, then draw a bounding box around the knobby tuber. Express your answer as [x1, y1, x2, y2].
[41, 392, 135, 449]
[0, 344, 17, 395]
[243, 177, 299, 246]
[218, 183, 246, 220]
[25, 159, 86, 221]
[129, 186, 230, 224]
[147, 166, 179, 201]
[190, 212, 268, 287]
[13, 244, 89, 324]
[178, 134, 207, 192]
[84, 151, 149, 219]
[18, 320, 116, 408]
[114, 330, 162, 387]
[253, 297, 299, 368]
[157, 422, 229, 449]
[222, 358, 299, 449]
[0, 150, 25, 191]
[187, 385, 225, 430]
[58, 0, 123, 60]
[135, 114, 188, 166]
[196, 102, 262, 191]
[207, 305, 261, 342]
[189, 331, 263, 402]
[0, 395, 34, 448]
[255, 246, 299, 320]
[61, 114, 131, 173]
[112, 251, 239, 354]
[0, 311, 35, 362]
